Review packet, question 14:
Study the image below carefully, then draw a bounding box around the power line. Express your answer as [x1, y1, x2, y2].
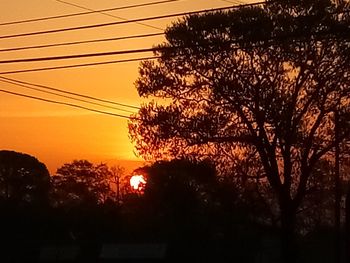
[0, 32, 164, 53]
[2, 24, 348, 64]
[0, 88, 137, 119]
[0, 46, 160, 64]
[0, 76, 140, 109]
[2, 3, 346, 74]
[55, 0, 163, 31]
[0, 78, 137, 114]
[0, 27, 347, 74]
[0, 0, 178, 26]
[0, 56, 159, 75]
[221, 0, 244, 5]
[0, 2, 265, 40]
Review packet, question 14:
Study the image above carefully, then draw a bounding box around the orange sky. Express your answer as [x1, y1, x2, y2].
[0, 0, 251, 174]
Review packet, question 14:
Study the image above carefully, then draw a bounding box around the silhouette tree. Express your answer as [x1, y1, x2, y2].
[109, 165, 125, 203]
[0, 150, 50, 257]
[129, 1, 350, 261]
[139, 159, 218, 240]
[0, 150, 50, 205]
[143, 159, 216, 214]
[129, 159, 263, 260]
[51, 160, 113, 206]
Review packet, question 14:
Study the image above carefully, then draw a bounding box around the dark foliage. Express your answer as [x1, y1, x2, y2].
[0, 150, 50, 205]
[129, 0, 350, 261]
[52, 160, 113, 206]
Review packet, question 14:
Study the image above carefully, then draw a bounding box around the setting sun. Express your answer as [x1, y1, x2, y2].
[130, 175, 146, 191]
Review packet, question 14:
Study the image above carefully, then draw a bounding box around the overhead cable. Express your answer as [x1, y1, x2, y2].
[0, 32, 164, 53]
[0, 89, 138, 119]
[0, 46, 161, 64]
[0, 2, 265, 40]
[0, 56, 159, 75]
[0, 0, 178, 26]
[221, 0, 245, 4]
[0, 76, 140, 109]
[2, 25, 349, 64]
[0, 78, 137, 113]
[55, 0, 164, 31]
[0, 28, 348, 74]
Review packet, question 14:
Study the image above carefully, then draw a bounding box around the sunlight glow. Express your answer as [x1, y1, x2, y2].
[130, 175, 146, 190]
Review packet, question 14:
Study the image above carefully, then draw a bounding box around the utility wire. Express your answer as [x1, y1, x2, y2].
[0, 89, 138, 119]
[55, 0, 163, 31]
[0, 78, 137, 114]
[0, 56, 159, 75]
[0, 2, 265, 40]
[0, 46, 160, 64]
[0, 32, 164, 53]
[2, 5, 348, 73]
[2, 23, 349, 64]
[0, 76, 140, 109]
[0, 27, 348, 74]
[0, 0, 178, 26]
[221, 0, 245, 4]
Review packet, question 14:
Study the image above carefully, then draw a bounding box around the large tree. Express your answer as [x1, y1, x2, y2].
[129, 0, 350, 261]
[51, 160, 113, 206]
[0, 150, 50, 205]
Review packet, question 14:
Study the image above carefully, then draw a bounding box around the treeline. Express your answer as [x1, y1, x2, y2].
[0, 150, 349, 262]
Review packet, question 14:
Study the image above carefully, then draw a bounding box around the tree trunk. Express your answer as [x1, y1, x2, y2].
[280, 201, 297, 263]
[345, 184, 350, 263]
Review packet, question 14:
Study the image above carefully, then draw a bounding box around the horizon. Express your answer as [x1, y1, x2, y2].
[0, 147, 146, 175]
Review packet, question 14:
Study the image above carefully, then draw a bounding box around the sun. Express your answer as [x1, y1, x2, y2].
[130, 175, 146, 191]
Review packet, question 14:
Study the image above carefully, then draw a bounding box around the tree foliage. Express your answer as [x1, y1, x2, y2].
[143, 159, 216, 207]
[129, 0, 350, 259]
[52, 160, 113, 206]
[131, 159, 228, 240]
[0, 150, 50, 204]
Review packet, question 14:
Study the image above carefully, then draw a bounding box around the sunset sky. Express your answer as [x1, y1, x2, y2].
[0, 0, 251, 173]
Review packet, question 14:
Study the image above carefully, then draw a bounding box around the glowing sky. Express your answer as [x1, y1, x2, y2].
[0, 0, 251, 173]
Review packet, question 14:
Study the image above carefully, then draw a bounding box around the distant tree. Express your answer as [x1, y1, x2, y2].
[130, 159, 218, 240]
[134, 159, 263, 258]
[0, 150, 50, 205]
[129, 1, 350, 261]
[109, 165, 125, 203]
[144, 159, 216, 207]
[51, 160, 113, 206]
